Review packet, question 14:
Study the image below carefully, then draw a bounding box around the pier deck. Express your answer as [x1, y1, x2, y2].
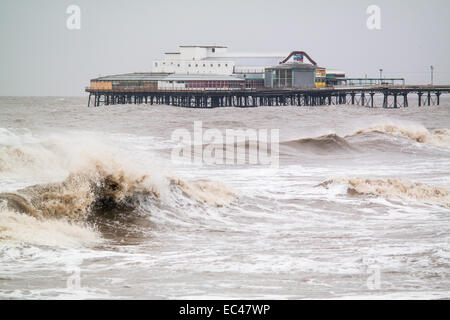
[86, 85, 450, 108]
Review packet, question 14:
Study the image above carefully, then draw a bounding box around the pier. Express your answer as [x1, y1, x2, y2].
[86, 85, 450, 108]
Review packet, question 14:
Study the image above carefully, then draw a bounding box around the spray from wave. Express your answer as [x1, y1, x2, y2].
[320, 177, 450, 207]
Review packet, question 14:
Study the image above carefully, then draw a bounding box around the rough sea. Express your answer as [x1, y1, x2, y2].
[0, 96, 449, 299]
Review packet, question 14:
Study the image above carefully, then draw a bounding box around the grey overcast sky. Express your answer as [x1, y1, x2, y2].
[0, 0, 449, 96]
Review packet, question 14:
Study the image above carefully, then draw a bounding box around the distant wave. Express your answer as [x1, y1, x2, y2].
[280, 122, 450, 155]
[320, 177, 450, 207]
[347, 125, 450, 149]
[281, 134, 354, 154]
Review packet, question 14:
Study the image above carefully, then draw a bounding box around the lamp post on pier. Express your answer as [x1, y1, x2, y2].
[430, 65, 434, 85]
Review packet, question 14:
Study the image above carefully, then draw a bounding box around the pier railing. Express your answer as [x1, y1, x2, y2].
[85, 87, 258, 93]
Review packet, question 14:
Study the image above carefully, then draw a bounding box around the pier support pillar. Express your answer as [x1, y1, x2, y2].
[382, 92, 388, 108]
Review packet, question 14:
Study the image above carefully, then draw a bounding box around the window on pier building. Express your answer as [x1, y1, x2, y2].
[273, 69, 292, 88]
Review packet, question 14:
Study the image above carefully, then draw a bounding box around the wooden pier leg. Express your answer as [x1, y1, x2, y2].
[383, 92, 388, 108]
[436, 92, 441, 105]
[394, 93, 398, 108]
[88, 93, 91, 107]
[403, 93, 408, 107]
[418, 92, 422, 107]
[427, 91, 431, 106]
[370, 93, 374, 108]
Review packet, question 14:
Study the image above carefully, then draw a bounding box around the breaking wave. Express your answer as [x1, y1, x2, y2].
[347, 123, 450, 149]
[0, 159, 237, 220]
[174, 179, 236, 207]
[280, 121, 450, 155]
[0, 130, 237, 245]
[320, 177, 450, 207]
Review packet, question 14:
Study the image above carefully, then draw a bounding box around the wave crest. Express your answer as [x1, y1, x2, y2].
[0, 131, 236, 222]
[348, 124, 450, 149]
[0, 160, 236, 223]
[173, 178, 236, 207]
[281, 134, 354, 154]
[320, 177, 450, 207]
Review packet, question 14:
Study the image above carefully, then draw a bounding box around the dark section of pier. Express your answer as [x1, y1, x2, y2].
[86, 86, 450, 108]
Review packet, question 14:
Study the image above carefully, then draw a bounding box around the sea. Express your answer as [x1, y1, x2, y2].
[0, 96, 449, 299]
